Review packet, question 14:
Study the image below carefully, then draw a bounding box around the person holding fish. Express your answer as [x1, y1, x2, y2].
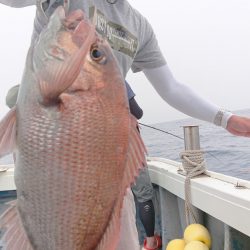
[1, 1, 250, 250]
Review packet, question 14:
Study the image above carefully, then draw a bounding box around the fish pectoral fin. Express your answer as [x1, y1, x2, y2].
[0, 107, 17, 158]
[122, 114, 147, 188]
[95, 116, 147, 250]
[0, 200, 33, 250]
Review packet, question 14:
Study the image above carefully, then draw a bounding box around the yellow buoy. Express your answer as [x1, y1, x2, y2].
[184, 240, 209, 250]
[166, 239, 186, 250]
[184, 224, 211, 248]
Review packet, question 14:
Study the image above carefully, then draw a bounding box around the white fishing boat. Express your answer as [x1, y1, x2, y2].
[0, 126, 250, 250]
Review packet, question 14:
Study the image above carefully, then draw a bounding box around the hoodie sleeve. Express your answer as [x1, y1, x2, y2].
[0, 0, 36, 7]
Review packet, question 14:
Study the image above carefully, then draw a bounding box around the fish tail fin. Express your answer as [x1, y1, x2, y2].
[0, 107, 16, 158]
[0, 201, 33, 250]
[96, 115, 147, 250]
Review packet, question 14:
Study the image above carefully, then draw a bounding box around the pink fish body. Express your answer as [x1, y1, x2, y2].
[0, 7, 146, 250]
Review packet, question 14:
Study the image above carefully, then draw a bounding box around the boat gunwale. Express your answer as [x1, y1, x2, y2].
[147, 157, 250, 237]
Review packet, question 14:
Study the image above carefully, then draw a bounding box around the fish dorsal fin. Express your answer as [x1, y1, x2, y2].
[96, 115, 147, 250]
[0, 107, 17, 158]
[0, 201, 33, 250]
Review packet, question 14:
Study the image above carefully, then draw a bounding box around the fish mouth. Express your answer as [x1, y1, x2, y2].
[62, 9, 93, 47]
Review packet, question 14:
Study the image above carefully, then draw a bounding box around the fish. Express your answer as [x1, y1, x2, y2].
[0, 6, 146, 250]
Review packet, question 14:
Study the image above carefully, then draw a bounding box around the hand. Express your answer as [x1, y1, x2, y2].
[226, 115, 250, 137]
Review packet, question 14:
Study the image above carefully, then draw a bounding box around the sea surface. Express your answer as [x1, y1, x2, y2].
[140, 109, 250, 181]
[1, 109, 250, 181]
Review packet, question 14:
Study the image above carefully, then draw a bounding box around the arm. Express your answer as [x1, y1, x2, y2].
[143, 65, 250, 137]
[143, 64, 250, 136]
[143, 64, 232, 127]
[6, 85, 19, 109]
[0, 0, 36, 7]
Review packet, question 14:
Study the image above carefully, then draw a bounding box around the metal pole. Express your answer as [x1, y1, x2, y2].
[183, 125, 200, 150]
[182, 125, 204, 225]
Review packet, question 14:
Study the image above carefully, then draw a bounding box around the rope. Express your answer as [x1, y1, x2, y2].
[180, 150, 206, 225]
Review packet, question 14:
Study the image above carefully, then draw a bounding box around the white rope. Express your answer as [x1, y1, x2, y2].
[180, 150, 206, 225]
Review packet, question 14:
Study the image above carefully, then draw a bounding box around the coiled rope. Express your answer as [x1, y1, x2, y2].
[180, 150, 206, 225]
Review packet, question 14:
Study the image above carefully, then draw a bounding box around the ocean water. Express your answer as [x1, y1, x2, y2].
[140, 109, 250, 181]
[1, 109, 250, 181]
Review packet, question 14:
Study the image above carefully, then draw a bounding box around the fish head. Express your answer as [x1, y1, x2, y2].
[32, 6, 93, 76]
[31, 6, 125, 105]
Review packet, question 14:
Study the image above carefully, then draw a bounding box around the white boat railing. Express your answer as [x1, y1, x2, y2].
[145, 156, 250, 249]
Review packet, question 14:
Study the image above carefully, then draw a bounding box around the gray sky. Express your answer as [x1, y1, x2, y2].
[0, 1, 250, 124]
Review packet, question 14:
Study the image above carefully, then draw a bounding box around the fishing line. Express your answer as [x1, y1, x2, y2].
[139, 122, 183, 140]
[139, 122, 223, 164]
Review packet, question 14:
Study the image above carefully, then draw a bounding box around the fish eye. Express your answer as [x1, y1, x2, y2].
[90, 46, 107, 64]
[92, 49, 102, 58]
